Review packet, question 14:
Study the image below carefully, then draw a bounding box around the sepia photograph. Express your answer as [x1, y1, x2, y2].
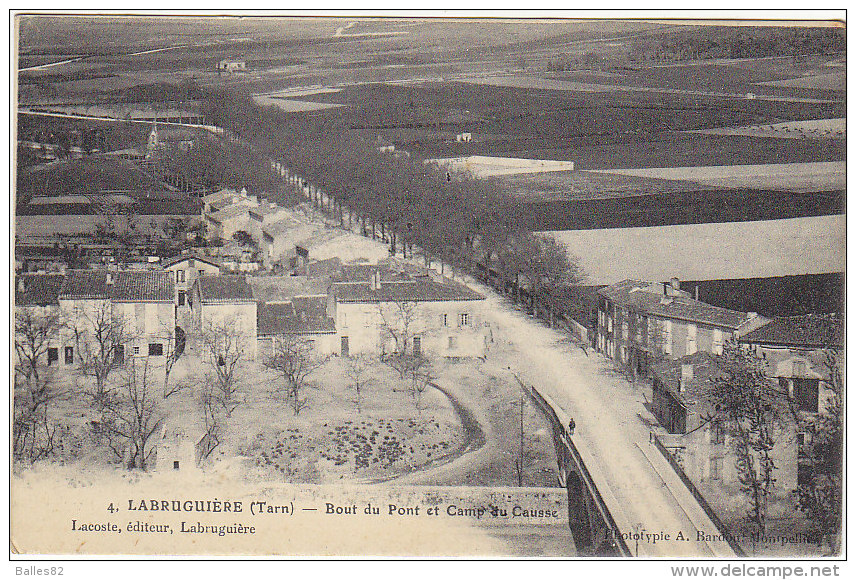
[9, 11, 846, 564]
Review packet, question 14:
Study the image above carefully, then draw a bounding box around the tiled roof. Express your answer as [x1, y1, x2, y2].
[203, 189, 238, 204]
[15, 274, 65, 306]
[652, 352, 723, 417]
[162, 253, 223, 269]
[333, 277, 484, 303]
[306, 257, 343, 278]
[598, 279, 747, 329]
[110, 271, 174, 302]
[257, 297, 336, 336]
[211, 203, 252, 221]
[248, 204, 283, 219]
[196, 275, 255, 303]
[739, 314, 843, 348]
[248, 276, 329, 302]
[262, 218, 301, 237]
[59, 269, 109, 299]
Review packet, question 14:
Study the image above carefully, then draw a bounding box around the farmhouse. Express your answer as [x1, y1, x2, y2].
[330, 263, 487, 358]
[596, 278, 756, 376]
[257, 297, 338, 358]
[190, 274, 257, 360]
[217, 59, 246, 73]
[18, 269, 177, 369]
[108, 270, 175, 360]
[15, 274, 66, 367]
[162, 253, 223, 326]
[739, 314, 842, 416]
[651, 352, 798, 492]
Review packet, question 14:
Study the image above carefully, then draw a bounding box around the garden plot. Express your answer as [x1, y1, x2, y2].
[589, 161, 844, 193]
[226, 357, 465, 484]
[545, 214, 845, 285]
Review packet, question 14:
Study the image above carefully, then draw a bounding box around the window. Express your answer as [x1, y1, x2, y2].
[47, 347, 58, 366]
[178, 291, 186, 306]
[712, 328, 723, 355]
[441, 313, 448, 327]
[448, 336, 457, 350]
[663, 320, 673, 355]
[711, 421, 725, 445]
[115, 345, 125, 365]
[710, 456, 723, 480]
[133, 346, 140, 356]
[413, 336, 421, 357]
[177, 270, 186, 283]
[173, 461, 180, 470]
[622, 319, 629, 340]
[198, 269, 205, 277]
[686, 324, 697, 355]
[64, 346, 74, 364]
[793, 377, 819, 413]
[459, 313, 469, 327]
[798, 463, 813, 486]
[149, 343, 164, 356]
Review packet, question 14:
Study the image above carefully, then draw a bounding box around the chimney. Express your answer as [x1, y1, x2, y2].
[106, 272, 114, 285]
[670, 277, 680, 295]
[679, 363, 693, 393]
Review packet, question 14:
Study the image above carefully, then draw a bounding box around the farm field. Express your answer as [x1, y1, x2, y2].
[500, 169, 714, 201]
[527, 188, 842, 231]
[252, 94, 345, 113]
[758, 71, 846, 91]
[589, 161, 845, 192]
[690, 117, 845, 139]
[544, 214, 845, 286]
[458, 74, 837, 103]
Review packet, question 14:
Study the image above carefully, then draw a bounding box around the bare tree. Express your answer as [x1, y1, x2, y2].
[73, 303, 134, 403]
[99, 358, 166, 470]
[263, 333, 327, 416]
[196, 373, 226, 461]
[377, 299, 422, 379]
[409, 355, 433, 412]
[158, 322, 186, 399]
[15, 309, 64, 386]
[199, 318, 247, 417]
[344, 354, 374, 414]
[13, 311, 68, 464]
[704, 342, 786, 537]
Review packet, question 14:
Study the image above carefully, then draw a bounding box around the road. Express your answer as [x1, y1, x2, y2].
[474, 287, 739, 557]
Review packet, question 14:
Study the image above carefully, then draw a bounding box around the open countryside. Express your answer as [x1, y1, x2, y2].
[13, 15, 844, 560]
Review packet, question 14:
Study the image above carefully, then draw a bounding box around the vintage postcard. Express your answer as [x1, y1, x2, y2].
[10, 12, 845, 562]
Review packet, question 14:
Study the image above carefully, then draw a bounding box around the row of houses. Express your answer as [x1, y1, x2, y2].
[15, 255, 489, 372]
[595, 277, 843, 493]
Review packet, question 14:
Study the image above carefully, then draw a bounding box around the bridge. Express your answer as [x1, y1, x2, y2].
[515, 373, 744, 557]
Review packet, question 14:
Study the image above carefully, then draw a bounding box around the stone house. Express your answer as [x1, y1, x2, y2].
[651, 352, 798, 493]
[738, 314, 843, 485]
[162, 253, 223, 326]
[256, 297, 339, 359]
[190, 274, 257, 360]
[330, 264, 487, 358]
[596, 278, 756, 377]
